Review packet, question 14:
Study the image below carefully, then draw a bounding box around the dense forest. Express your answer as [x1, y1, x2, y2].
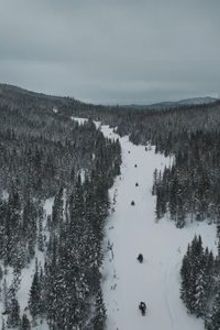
[0, 84, 121, 329]
[1, 83, 220, 329]
[180, 233, 220, 330]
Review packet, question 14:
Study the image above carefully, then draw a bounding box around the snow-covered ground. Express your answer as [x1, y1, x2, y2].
[70, 116, 88, 125]
[100, 125, 217, 330]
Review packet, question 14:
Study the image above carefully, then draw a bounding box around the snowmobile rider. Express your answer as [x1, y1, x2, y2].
[139, 301, 147, 315]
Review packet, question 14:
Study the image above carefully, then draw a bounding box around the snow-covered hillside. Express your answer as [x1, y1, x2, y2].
[100, 125, 217, 330]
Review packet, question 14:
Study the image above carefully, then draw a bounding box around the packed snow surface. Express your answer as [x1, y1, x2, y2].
[100, 124, 217, 330]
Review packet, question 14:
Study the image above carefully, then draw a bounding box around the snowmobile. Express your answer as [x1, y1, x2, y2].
[139, 302, 147, 316]
[137, 253, 143, 263]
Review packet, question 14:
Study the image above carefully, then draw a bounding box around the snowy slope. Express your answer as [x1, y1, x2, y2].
[100, 125, 217, 330]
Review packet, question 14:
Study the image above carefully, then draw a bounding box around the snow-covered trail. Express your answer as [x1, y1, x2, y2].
[100, 125, 217, 330]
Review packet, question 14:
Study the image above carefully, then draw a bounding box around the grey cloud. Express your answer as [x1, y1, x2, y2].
[0, 0, 219, 104]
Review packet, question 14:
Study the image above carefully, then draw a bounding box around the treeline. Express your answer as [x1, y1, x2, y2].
[152, 130, 220, 226]
[180, 234, 220, 330]
[0, 189, 39, 270]
[43, 173, 109, 329]
[0, 101, 121, 198]
[0, 93, 121, 329]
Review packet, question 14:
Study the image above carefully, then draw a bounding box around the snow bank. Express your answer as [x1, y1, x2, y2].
[70, 116, 88, 125]
[71, 116, 102, 129]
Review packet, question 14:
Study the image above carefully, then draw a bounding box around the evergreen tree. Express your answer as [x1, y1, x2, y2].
[29, 267, 43, 318]
[3, 279, 9, 313]
[193, 270, 207, 317]
[20, 314, 31, 330]
[93, 289, 106, 330]
[1, 319, 6, 330]
[206, 291, 220, 330]
[51, 187, 64, 228]
[7, 294, 20, 328]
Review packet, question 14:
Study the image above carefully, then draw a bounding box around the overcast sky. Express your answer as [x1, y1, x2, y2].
[0, 0, 219, 104]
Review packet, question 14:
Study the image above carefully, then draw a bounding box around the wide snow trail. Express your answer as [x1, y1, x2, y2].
[100, 125, 217, 330]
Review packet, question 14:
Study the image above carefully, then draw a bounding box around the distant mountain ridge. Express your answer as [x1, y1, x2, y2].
[127, 97, 218, 110]
[176, 96, 218, 105]
[0, 83, 218, 109]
